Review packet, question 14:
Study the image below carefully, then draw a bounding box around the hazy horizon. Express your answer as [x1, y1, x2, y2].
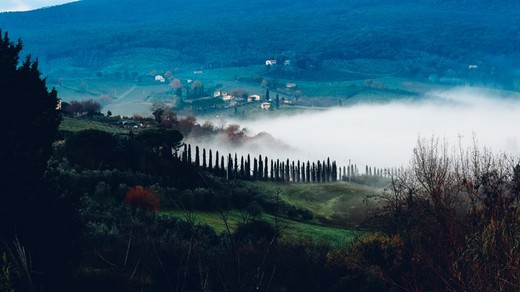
[0, 0, 75, 13]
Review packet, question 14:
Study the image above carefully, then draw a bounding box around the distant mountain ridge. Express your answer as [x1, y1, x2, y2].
[1, 0, 519, 88]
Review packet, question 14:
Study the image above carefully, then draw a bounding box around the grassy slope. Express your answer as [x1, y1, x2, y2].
[163, 209, 361, 246]
[164, 181, 381, 246]
[253, 181, 380, 227]
[59, 116, 129, 133]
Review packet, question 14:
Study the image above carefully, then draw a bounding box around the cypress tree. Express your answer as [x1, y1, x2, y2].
[246, 154, 251, 179]
[182, 144, 188, 163]
[275, 94, 280, 109]
[258, 155, 263, 180]
[228, 153, 233, 179]
[311, 162, 316, 182]
[202, 148, 207, 169]
[270, 159, 274, 181]
[253, 158, 258, 180]
[266, 88, 270, 101]
[264, 157, 268, 180]
[280, 162, 285, 181]
[215, 151, 220, 172]
[209, 149, 213, 170]
[286, 159, 290, 182]
[276, 159, 280, 181]
[195, 146, 200, 167]
[291, 161, 295, 182]
[297, 160, 301, 182]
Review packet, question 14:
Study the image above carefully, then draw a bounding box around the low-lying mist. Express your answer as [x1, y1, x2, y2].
[188, 87, 520, 169]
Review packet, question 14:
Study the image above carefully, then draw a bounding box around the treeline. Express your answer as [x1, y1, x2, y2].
[179, 144, 339, 183]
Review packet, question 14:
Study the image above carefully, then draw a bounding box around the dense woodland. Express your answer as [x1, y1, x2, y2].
[2, 6, 520, 290]
[1, 0, 520, 88]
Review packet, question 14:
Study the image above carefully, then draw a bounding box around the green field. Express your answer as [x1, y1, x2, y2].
[252, 181, 380, 227]
[163, 209, 362, 246]
[59, 116, 129, 134]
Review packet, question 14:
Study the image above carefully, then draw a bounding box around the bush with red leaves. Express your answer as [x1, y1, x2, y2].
[124, 186, 160, 212]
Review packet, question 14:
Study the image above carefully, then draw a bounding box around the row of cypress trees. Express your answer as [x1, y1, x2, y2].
[179, 144, 339, 183]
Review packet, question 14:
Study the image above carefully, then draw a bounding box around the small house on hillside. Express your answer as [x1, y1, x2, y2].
[155, 75, 166, 82]
[260, 102, 271, 110]
[248, 94, 261, 102]
[265, 59, 277, 66]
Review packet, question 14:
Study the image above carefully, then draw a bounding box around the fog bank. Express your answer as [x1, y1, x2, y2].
[198, 87, 520, 169]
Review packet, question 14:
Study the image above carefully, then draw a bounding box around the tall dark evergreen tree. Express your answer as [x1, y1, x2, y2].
[0, 30, 74, 290]
[258, 155, 263, 180]
[253, 158, 258, 180]
[208, 149, 213, 170]
[195, 146, 200, 167]
[275, 94, 280, 109]
[220, 155, 225, 177]
[215, 151, 220, 172]
[286, 159, 291, 182]
[271, 159, 275, 180]
[202, 148, 207, 169]
[264, 157, 268, 180]
[265, 88, 270, 101]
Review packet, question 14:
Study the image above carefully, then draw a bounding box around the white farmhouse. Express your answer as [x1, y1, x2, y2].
[260, 102, 271, 110]
[155, 75, 166, 82]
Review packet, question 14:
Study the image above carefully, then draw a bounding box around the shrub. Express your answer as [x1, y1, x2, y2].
[124, 186, 160, 212]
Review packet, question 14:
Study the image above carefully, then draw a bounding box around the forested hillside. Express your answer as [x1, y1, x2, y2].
[1, 0, 520, 88]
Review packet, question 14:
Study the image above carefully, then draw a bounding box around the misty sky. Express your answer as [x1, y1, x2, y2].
[0, 0, 75, 12]
[199, 87, 520, 170]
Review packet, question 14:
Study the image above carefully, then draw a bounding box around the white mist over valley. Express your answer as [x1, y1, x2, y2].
[191, 87, 520, 169]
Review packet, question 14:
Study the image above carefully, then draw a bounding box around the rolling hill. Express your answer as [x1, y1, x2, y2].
[1, 0, 519, 89]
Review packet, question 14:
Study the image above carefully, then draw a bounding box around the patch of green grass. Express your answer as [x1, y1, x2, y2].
[250, 181, 381, 227]
[162, 209, 361, 246]
[60, 116, 129, 134]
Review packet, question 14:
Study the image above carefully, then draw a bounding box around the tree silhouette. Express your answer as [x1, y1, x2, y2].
[0, 30, 72, 290]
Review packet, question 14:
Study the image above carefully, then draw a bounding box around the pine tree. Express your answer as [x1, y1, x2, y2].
[266, 88, 270, 101]
[276, 94, 280, 109]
